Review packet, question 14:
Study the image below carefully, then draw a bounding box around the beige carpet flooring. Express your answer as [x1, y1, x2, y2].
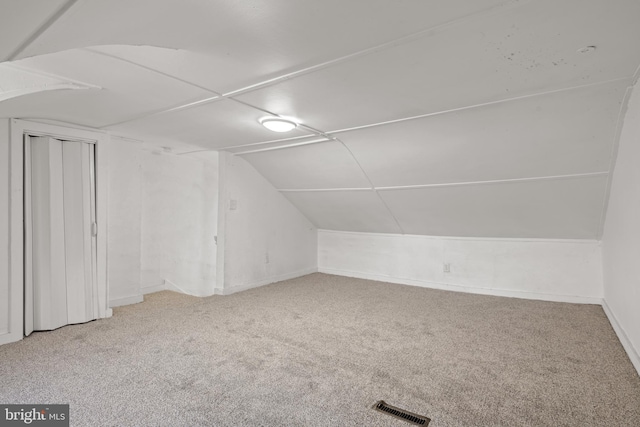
[1, 273, 639, 426]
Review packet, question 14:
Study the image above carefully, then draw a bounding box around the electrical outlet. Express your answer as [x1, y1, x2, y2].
[229, 199, 237, 210]
[265, 253, 270, 264]
[443, 263, 451, 273]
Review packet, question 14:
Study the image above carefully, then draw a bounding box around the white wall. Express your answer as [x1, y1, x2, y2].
[319, 230, 603, 304]
[107, 138, 142, 306]
[140, 150, 219, 297]
[220, 153, 317, 294]
[602, 80, 640, 374]
[0, 119, 9, 337]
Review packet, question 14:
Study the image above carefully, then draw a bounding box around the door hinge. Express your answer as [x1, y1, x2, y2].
[91, 222, 98, 236]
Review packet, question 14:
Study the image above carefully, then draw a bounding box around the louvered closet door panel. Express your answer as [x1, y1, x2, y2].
[30, 137, 68, 331]
[62, 141, 95, 324]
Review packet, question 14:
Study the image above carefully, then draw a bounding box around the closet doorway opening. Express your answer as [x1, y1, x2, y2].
[1, 119, 111, 346]
[24, 135, 99, 335]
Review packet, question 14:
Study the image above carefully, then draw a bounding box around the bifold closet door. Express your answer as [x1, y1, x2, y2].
[25, 136, 97, 334]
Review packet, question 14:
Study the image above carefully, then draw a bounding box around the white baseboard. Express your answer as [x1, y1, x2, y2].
[141, 283, 166, 295]
[109, 294, 144, 308]
[602, 300, 640, 376]
[318, 268, 603, 305]
[0, 331, 22, 346]
[218, 267, 318, 295]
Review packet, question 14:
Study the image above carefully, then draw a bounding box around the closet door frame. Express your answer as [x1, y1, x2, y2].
[3, 119, 111, 346]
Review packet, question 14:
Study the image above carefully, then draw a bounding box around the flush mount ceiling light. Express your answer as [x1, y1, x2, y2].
[259, 117, 298, 132]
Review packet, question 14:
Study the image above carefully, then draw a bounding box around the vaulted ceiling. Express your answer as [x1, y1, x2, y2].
[2, 0, 639, 239]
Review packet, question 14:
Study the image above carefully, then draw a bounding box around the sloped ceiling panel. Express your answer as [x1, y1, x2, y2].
[105, 98, 313, 149]
[337, 80, 626, 187]
[0, 0, 68, 61]
[379, 174, 608, 239]
[236, 0, 640, 131]
[2, 0, 639, 240]
[283, 191, 401, 234]
[0, 62, 99, 102]
[240, 142, 371, 190]
[16, 0, 507, 91]
[0, 49, 210, 127]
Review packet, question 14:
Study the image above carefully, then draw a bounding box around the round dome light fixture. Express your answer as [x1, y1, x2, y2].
[259, 117, 298, 132]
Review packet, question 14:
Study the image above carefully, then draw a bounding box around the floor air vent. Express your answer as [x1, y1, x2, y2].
[372, 400, 430, 425]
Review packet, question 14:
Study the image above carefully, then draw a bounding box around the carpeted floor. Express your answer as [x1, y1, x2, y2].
[1, 273, 639, 426]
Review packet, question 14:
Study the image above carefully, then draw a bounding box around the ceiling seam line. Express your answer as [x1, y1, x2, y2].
[276, 172, 610, 193]
[99, 95, 221, 128]
[220, 0, 529, 99]
[375, 172, 610, 191]
[179, 136, 333, 156]
[81, 48, 223, 95]
[278, 188, 373, 192]
[3, 62, 102, 89]
[4, 0, 79, 62]
[232, 139, 332, 155]
[327, 77, 631, 135]
[334, 136, 405, 234]
[633, 63, 640, 85]
[374, 190, 405, 234]
[220, 134, 321, 151]
[595, 84, 634, 239]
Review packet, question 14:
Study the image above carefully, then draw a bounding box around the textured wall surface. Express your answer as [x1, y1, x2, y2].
[602, 80, 640, 373]
[319, 230, 603, 303]
[221, 154, 317, 293]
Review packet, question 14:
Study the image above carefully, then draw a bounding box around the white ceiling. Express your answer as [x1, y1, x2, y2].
[1, 0, 639, 239]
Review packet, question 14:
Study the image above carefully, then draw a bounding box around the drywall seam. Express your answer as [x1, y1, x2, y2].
[602, 299, 640, 375]
[596, 85, 634, 239]
[83, 48, 220, 95]
[101, 94, 221, 128]
[318, 268, 602, 305]
[633, 62, 640, 84]
[215, 152, 228, 291]
[329, 77, 631, 135]
[274, 172, 609, 193]
[318, 228, 600, 244]
[2, 62, 102, 90]
[278, 187, 373, 193]
[222, 135, 323, 153]
[216, 267, 318, 296]
[333, 136, 405, 234]
[109, 295, 143, 308]
[232, 138, 330, 155]
[5, 0, 79, 61]
[375, 172, 609, 190]
[164, 279, 213, 297]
